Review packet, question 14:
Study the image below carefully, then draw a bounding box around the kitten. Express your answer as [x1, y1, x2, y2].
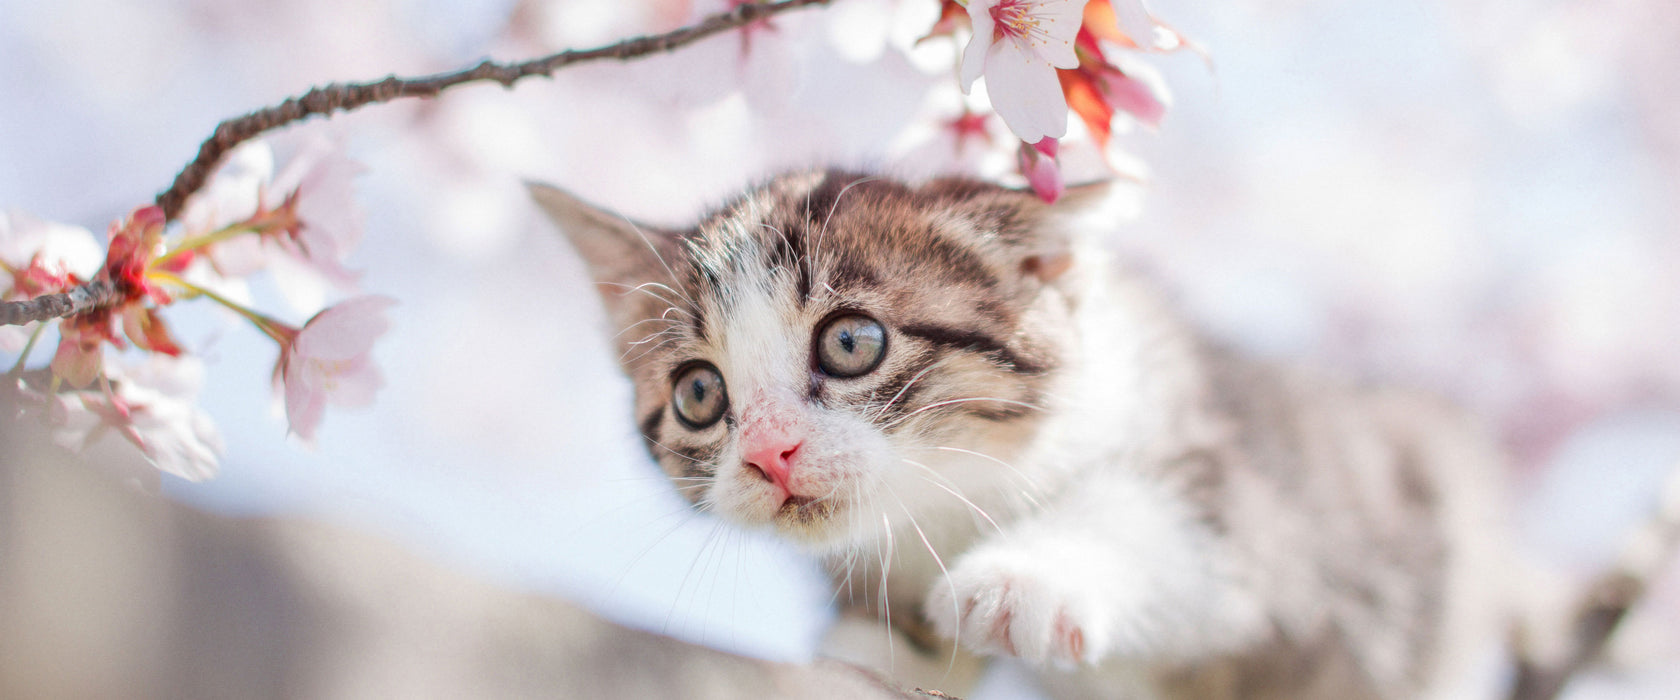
[532, 171, 1507, 699]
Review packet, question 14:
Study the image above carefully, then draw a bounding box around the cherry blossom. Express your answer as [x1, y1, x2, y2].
[50, 310, 117, 388]
[175, 137, 366, 296]
[267, 137, 366, 287]
[960, 0, 1086, 143]
[1094, 62, 1166, 128]
[272, 295, 395, 440]
[102, 205, 171, 305]
[51, 356, 224, 482]
[42, 206, 188, 388]
[1018, 137, 1064, 202]
[0, 211, 103, 350]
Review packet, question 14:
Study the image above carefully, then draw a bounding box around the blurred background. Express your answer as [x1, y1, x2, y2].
[1, 0, 1677, 697]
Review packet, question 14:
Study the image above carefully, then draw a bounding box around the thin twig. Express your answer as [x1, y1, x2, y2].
[153, 0, 830, 220]
[0, 0, 833, 328]
[1508, 464, 1680, 700]
[0, 280, 115, 327]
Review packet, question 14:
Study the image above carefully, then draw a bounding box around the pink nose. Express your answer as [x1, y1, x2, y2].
[742, 439, 802, 494]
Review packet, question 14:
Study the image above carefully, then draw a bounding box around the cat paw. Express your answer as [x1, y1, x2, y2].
[924, 549, 1106, 668]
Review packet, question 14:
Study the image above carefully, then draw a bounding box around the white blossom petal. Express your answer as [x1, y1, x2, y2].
[984, 43, 1072, 142]
[960, 3, 997, 92]
[294, 296, 395, 361]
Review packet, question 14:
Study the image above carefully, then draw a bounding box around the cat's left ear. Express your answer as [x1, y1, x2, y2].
[528, 182, 684, 329]
[1053, 179, 1113, 214]
[1020, 179, 1112, 284]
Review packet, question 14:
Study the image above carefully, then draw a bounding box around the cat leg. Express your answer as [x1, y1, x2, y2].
[924, 470, 1268, 669]
[820, 609, 989, 696]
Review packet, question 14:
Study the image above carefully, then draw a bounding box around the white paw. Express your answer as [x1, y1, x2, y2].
[925, 548, 1107, 668]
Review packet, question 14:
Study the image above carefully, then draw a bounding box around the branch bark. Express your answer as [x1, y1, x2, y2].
[0, 279, 115, 327]
[0, 0, 833, 328]
[1508, 465, 1680, 700]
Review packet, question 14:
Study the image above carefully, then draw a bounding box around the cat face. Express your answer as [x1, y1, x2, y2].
[535, 171, 1091, 551]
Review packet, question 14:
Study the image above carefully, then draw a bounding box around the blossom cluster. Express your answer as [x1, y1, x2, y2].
[0, 139, 392, 481]
[935, 0, 1184, 201]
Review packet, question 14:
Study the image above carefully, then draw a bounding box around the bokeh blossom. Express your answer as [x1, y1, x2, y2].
[270, 295, 395, 441]
[51, 356, 224, 482]
[2, 135, 386, 479]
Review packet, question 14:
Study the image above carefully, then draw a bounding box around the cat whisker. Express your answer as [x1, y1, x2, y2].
[642, 436, 712, 467]
[799, 479, 849, 510]
[619, 216, 690, 300]
[621, 335, 683, 364]
[901, 458, 1003, 534]
[882, 396, 1046, 431]
[625, 327, 684, 348]
[600, 281, 698, 318]
[929, 444, 1048, 509]
[757, 221, 809, 299]
[665, 518, 727, 635]
[599, 504, 708, 612]
[877, 510, 897, 672]
[811, 175, 882, 277]
[882, 485, 964, 684]
[871, 356, 954, 423]
[612, 315, 683, 342]
[630, 281, 698, 311]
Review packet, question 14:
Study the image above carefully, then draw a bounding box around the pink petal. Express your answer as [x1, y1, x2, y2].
[1033, 136, 1060, 158]
[1099, 68, 1167, 127]
[1019, 0, 1083, 69]
[959, 1, 997, 92]
[1019, 141, 1065, 203]
[208, 234, 269, 277]
[51, 335, 102, 389]
[295, 295, 395, 361]
[283, 361, 326, 440]
[1108, 0, 1156, 48]
[325, 357, 383, 408]
[984, 42, 1071, 142]
[274, 137, 367, 259]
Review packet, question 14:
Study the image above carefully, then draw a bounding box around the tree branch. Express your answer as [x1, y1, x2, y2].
[0, 0, 833, 328]
[153, 0, 831, 220]
[1508, 464, 1680, 700]
[0, 280, 116, 327]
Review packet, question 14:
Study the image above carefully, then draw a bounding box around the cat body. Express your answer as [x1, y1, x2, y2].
[534, 171, 1505, 699]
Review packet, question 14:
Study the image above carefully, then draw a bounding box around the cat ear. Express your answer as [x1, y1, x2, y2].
[1054, 179, 1113, 213]
[528, 181, 683, 326]
[1020, 179, 1113, 284]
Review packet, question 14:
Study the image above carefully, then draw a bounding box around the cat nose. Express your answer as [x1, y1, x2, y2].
[742, 438, 802, 495]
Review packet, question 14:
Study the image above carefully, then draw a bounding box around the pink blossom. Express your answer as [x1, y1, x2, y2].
[268, 136, 366, 287]
[960, 0, 1086, 143]
[0, 210, 103, 350]
[1018, 137, 1065, 202]
[1106, 0, 1155, 48]
[274, 295, 395, 440]
[51, 356, 224, 482]
[1095, 59, 1169, 128]
[50, 312, 116, 388]
[179, 137, 366, 294]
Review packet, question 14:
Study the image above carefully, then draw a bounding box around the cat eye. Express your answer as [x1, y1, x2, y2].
[671, 362, 728, 429]
[815, 313, 887, 378]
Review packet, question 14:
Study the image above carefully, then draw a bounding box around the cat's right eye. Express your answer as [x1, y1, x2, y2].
[816, 313, 887, 378]
[671, 362, 728, 429]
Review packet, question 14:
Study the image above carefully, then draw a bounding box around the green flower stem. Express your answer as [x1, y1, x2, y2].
[7, 322, 46, 377]
[148, 271, 296, 346]
[154, 222, 260, 269]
